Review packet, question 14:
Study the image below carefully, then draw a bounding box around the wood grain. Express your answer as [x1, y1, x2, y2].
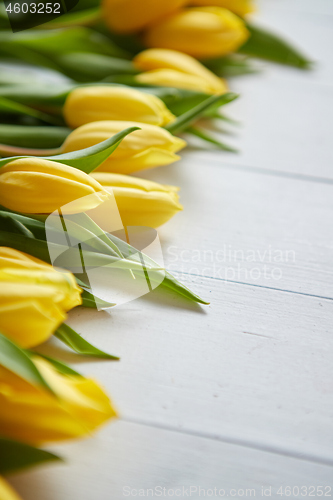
[10, 421, 333, 500]
[7, 1, 333, 497]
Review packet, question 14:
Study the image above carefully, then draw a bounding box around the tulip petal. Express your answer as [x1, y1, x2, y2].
[97, 148, 181, 174]
[0, 355, 117, 444]
[0, 477, 23, 500]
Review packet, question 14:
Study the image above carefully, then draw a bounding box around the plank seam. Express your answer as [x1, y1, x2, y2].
[171, 270, 333, 302]
[122, 416, 333, 469]
[183, 156, 333, 186]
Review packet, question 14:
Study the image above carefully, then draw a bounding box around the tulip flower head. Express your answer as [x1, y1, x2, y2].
[0, 247, 82, 348]
[62, 120, 186, 174]
[189, 0, 255, 17]
[0, 477, 22, 500]
[0, 158, 109, 215]
[90, 173, 183, 228]
[143, 7, 250, 59]
[63, 86, 175, 129]
[102, 0, 188, 33]
[0, 355, 117, 444]
[134, 48, 228, 94]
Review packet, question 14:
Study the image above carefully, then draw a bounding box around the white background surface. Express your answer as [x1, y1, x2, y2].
[10, 1, 333, 498]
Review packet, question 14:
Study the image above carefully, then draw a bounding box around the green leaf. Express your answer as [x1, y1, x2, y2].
[240, 23, 313, 69]
[138, 87, 210, 116]
[0, 230, 51, 262]
[106, 233, 210, 305]
[0, 83, 73, 108]
[203, 54, 258, 77]
[0, 96, 59, 124]
[0, 211, 47, 240]
[0, 332, 54, 393]
[40, 7, 101, 29]
[0, 230, 161, 272]
[56, 53, 138, 82]
[0, 127, 139, 173]
[163, 271, 210, 305]
[0, 219, 208, 305]
[0, 211, 35, 238]
[55, 213, 122, 258]
[37, 126, 139, 173]
[81, 288, 115, 309]
[103, 29, 145, 56]
[0, 437, 62, 475]
[186, 126, 238, 153]
[55, 323, 119, 360]
[0, 27, 128, 61]
[0, 60, 72, 87]
[74, 277, 116, 309]
[0, 124, 70, 149]
[165, 93, 238, 134]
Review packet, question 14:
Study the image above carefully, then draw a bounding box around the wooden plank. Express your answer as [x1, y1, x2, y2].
[35, 274, 333, 464]
[258, 0, 333, 17]
[9, 421, 333, 500]
[183, 76, 333, 179]
[140, 158, 333, 298]
[253, 5, 333, 85]
[6, 4, 333, 499]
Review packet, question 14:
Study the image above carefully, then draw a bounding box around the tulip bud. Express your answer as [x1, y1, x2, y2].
[63, 86, 175, 129]
[134, 48, 228, 94]
[0, 355, 117, 444]
[61, 120, 186, 175]
[189, 0, 255, 17]
[0, 477, 22, 500]
[0, 158, 109, 215]
[0, 247, 82, 348]
[90, 172, 183, 228]
[143, 7, 250, 59]
[102, 0, 188, 34]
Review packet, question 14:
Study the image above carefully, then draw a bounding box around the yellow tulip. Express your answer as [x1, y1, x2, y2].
[61, 121, 186, 175]
[143, 7, 250, 59]
[0, 246, 53, 272]
[0, 249, 82, 348]
[134, 48, 228, 94]
[63, 86, 175, 129]
[0, 158, 109, 215]
[102, 0, 188, 33]
[0, 355, 117, 444]
[0, 477, 22, 500]
[0, 247, 81, 311]
[90, 173, 183, 228]
[189, 0, 255, 17]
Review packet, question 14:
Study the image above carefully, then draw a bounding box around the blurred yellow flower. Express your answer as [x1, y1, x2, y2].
[0, 355, 117, 444]
[62, 120, 186, 175]
[189, 0, 255, 17]
[102, 0, 188, 33]
[134, 48, 228, 94]
[90, 173, 183, 228]
[0, 248, 82, 348]
[0, 477, 22, 500]
[143, 7, 250, 59]
[0, 158, 109, 215]
[63, 86, 175, 129]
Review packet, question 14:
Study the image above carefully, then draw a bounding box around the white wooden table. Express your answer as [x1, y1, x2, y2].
[10, 1, 333, 498]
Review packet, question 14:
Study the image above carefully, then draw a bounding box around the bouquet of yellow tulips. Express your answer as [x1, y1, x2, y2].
[0, 0, 310, 498]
